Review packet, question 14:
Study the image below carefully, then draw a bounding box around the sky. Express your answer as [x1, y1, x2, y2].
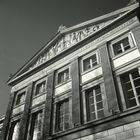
[0, 0, 130, 116]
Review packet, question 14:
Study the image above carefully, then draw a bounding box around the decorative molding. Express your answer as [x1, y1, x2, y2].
[29, 20, 113, 71]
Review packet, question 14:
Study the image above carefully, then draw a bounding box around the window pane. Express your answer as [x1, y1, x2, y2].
[98, 110, 104, 118]
[127, 90, 135, 99]
[83, 58, 91, 71]
[83, 54, 97, 71]
[58, 69, 69, 84]
[31, 111, 43, 140]
[16, 92, 26, 105]
[134, 78, 140, 87]
[136, 87, 140, 96]
[122, 37, 130, 51]
[128, 99, 137, 108]
[35, 81, 46, 95]
[90, 113, 96, 120]
[96, 94, 102, 102]
[123, 74, 130, 83]
[138, 96, 140, 103]
[11, 121, 20, 140]
[97, 102, 103, 110]
[113, 43, 122, 55]
[56, 99, 70, 132]
[113, 37, 131, 56]
[90, 105, 95, 112]
[91, 55, 97, 67]
[86, 85, 104, 122]
[89, 97, 94, 104]
[124, 82, 132, 91]
[131, 70, 139, 79]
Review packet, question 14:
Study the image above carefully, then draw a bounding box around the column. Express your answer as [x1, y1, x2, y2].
[42, 72, 54, 139]
[18, 83, 33, 140]
[100, 43, 120, 114]
[71, 58, 81, 127]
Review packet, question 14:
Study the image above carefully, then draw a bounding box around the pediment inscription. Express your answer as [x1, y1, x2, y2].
[29, 20, 113, 71]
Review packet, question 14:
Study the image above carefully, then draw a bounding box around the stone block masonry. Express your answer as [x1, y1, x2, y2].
[77, 120, 140, 140]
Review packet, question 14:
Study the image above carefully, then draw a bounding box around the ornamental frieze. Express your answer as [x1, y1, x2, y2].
[29, 20, 113, 71]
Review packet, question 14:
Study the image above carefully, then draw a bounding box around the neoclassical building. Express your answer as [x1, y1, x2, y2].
[1, 1, 140, 140]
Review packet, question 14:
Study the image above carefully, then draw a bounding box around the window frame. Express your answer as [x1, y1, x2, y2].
[27, 109, 44, 140]
[56, 66, 71, 86]
[7, 120, 20, 140]
[33, 78, 47, 97]
[53, 94, 72, 133]
[14, 88, 27, 106]
[110, 32, 136, 57]
[81, 51, 100, 73]
[82, 81, 109, 123]
[118, 68, 140, 110]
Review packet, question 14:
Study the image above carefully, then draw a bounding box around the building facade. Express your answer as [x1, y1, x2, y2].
[1, 2, 140, 140]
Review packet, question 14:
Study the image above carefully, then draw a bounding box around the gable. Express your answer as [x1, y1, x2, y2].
[7, 3, 139, 84]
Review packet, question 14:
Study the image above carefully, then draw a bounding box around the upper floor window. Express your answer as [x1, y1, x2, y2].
[85, 85, 104, 121]
[57, 68, 69, 85]
[35, 81, 46, 96]
[55, 98, 71, 132]
[111, 32, 136, 56]
[82, 52, 99, 72]
[15, 91, 26, 106]
[121, 68, 140, 109]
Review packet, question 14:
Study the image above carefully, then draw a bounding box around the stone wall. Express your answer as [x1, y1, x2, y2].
[76, 121, 140, 140]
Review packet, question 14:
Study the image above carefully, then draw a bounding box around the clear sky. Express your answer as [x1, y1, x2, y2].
[0, 0, 130, 116]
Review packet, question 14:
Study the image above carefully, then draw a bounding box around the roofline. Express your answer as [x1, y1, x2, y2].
[62, 3, 139, 33]
[7, 3, 139, 85]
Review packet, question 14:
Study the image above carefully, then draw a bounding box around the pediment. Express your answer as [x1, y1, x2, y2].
[7, 3, 139, 84]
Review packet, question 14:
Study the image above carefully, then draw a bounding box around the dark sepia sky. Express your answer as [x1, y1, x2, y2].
[0, 0, 130, 116]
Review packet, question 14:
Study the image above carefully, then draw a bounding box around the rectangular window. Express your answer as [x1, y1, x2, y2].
[86, 85, 104, 121]
[121, 69, 140, 108]
[55, 99, 70, 132]
[111, 33, 135, 56]
[83, 53, 98, 71]
[35, 81, 46, 96]
[8, 120, 20, 140]
[29, 110, 43, 140]
[57, 69, 69, 84]
[15, 91, 26, 106]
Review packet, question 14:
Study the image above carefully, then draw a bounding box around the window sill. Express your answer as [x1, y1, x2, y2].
[33, 91, 47, 99]
[112, 46, 137, 61]
[81, 64, 101, 76]
[13, 102, 25, 109]
[55, 79, 72, 88]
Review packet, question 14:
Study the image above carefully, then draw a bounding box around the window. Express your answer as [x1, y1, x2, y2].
[57, 68, 69, 84]
[29, 110, 43, 140]
[111, 33, 135, 56]
[15, 91, 26, 106]
[8, 120, 20, 140]
[121, 69, 140, 108]
[83, 53, 98, 72]
[55, 99, 71, 132]
[86, 85, 104, 121]
[35, 81, 46, 96]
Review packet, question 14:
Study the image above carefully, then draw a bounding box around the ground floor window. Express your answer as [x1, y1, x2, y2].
[29, 110, 43, 140]
[55, 98, 71, 132]
[8, 120, 20, 140]
[121, 68, 140, 108]
[85, 85, 105, 121]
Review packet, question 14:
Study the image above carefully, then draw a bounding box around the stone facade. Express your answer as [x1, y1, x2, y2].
[1, 2, 140, 140]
